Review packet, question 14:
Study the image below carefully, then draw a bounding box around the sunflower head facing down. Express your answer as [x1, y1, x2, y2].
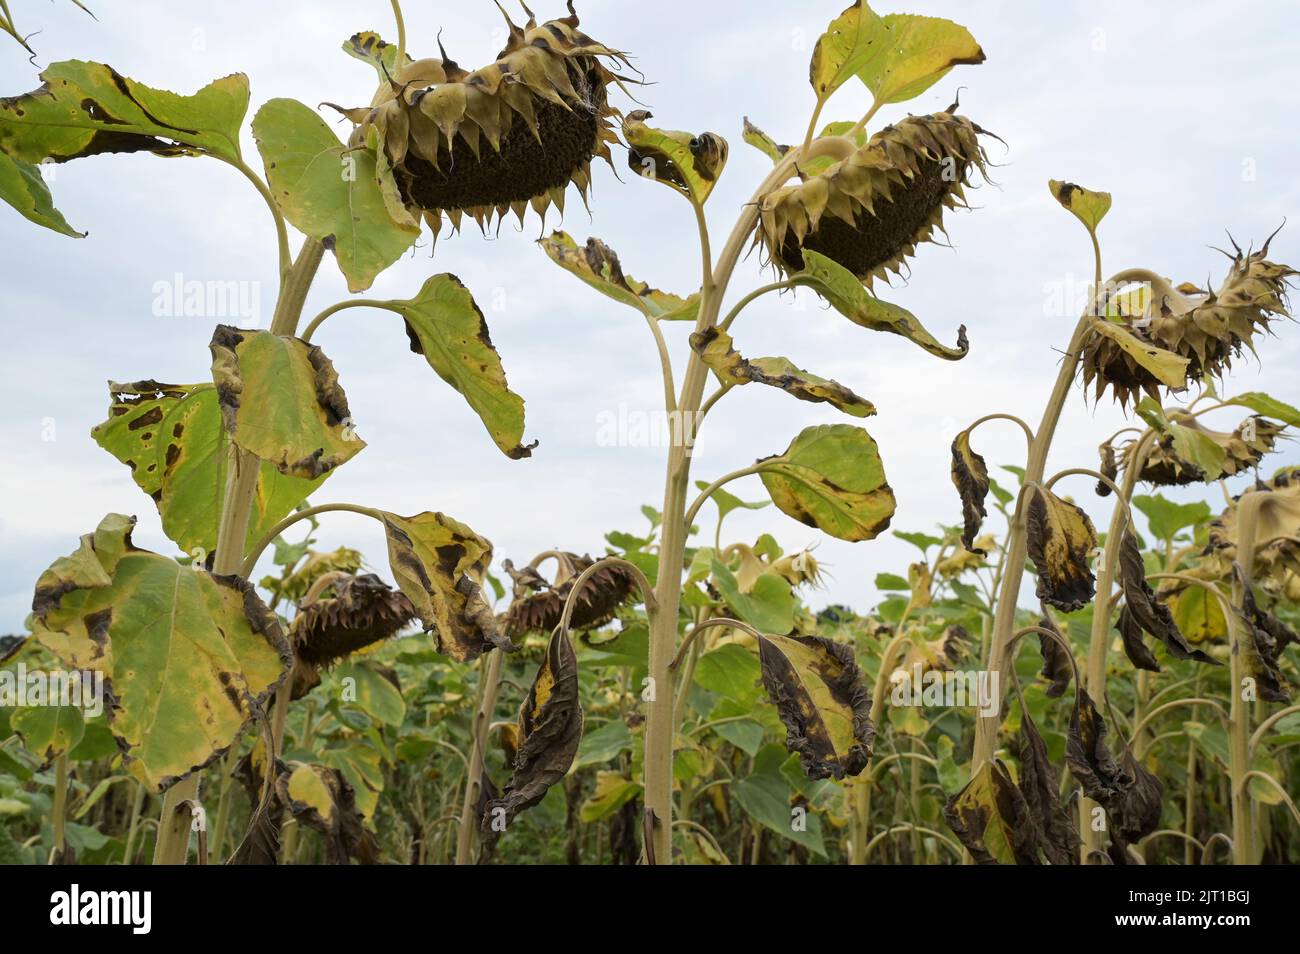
[1081, 234, 1297, 407]
[340, 3, 631, 233]
[756, 108, 994, 285]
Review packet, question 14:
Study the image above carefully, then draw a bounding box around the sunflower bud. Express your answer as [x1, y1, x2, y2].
[756, 110, 993, 284]
[341, 4, 630, 232]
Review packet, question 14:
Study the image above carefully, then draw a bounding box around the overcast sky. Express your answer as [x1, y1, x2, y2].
[2, 0, 1298, 629]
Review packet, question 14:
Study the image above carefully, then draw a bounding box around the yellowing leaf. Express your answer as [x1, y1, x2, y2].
[31, 514, 290, 791]
[210, 327, 365, 479]
[759, 424, 896, 542]
[1088, 319, 1190, 389]
[539, 231, 699, 321]
[690, 326, 875, 417]
[0, 152, 82, 237]
[1048, 179, 1111, 234]
[950, 428, 991, 553]
[1025, 485, 1098, 613]
[757, 633, 873, 779]
[943, 759, 1036, 864]
[624, 112, 727, 206]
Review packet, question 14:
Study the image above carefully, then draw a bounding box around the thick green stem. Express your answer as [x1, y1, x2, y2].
[1228, 493, 1264, 864]
[152, 239, 324, 865]
[456, 648, 504, 864]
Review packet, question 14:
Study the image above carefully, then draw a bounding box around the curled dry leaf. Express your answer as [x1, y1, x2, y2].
[1096, 441, 1118, 497]
[210, 327, 365, 480]
[624, 111, 728, 206]
[943, 758, 1038, 864]
[31, 514, 290, 791]
[1017, 709, 1080, 865]
[950, 428, 990, 553]
[1115, 529, 1218, 672]
[1065, 690, 1129, 808]
[1025, 484, 1097, 612]
[1235, 565, 1294, 703]
[379, 510, 513, 663]
[539, 231, 699, 321]
[275, 761, 377, 865]
[483, 628, 584, 834]
[756, 633, 873, 780]
[690, 326, 876, 418]
[1036, 612, 1073, 698]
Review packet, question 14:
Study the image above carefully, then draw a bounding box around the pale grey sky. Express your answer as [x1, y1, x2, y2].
[1, 1, 1298, 629]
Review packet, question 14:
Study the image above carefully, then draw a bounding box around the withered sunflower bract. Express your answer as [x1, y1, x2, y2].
[757, 107, 994, 284]
[340, 3, 631, 234]
[502, 551, 638, 638]
[289, 572, 417, 668]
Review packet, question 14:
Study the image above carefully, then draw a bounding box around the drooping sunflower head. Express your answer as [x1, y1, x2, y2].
[502, 551, 638, 638]
[1081, 235, 1296, 406]
[290, 572, 417, 668]
[1128, 412, 1286, 486]
[343, 3, 631, 233]
[756, 109, 994, 284]
[1205, 466, 1300, 587]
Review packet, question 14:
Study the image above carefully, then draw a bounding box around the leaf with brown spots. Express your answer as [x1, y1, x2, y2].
[1064, 689, 1129, 808]
[690, 327, 876, 418]
[210, 326, 366, 480]
[1115, 528, 1218, 672]
[92, 380, 328, 556]
[275, 761, 377, 864]
[757, 424, 896, 542]
[757, 633, 873, 780]
[30, 514, 290, 791]
[1025, 484, 1097, 612]
[483, 629, 583, 834]
[943, 758, 1038, 864]
[950, 428, 990, 553]
[1234, 565, 1293, 703]
[623, 112, 727, 206]
[378, 510, 513, 662]
[540, 231, 699, 321]
[1017, 709, 1080, 865]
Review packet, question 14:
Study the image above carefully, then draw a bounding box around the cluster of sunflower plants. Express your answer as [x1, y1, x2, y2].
[1, 0, 1296, 866]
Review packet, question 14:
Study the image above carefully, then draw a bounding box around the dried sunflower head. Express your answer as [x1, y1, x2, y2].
[502, 551, 638, 638]
[756, 108, 994, 284]
[1081, 235, 1296, 406]
[290, 572, 417, 668]
[1205, 466, 1300, 586]
[1127, 412, 1286, 486]
[339, 3, 630, 234]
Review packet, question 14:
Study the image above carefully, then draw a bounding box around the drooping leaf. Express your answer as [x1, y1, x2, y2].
[1115, 529, 1218, 671]
[1065, 690, 1128, 808]
[1025, 484, 1097, 612]
[378, 510, 512, 662]
[31, 514, 291, 791]
[275, 761, 376, 864]
[366, 274, 533, 458]
[1235, 567, 1293, 703]
[0, 152, 82, 236]
[756, 633, 873, 780]
[623, 111, 727, 206]
[741, 117, 787, 165]
[690, 326, 875, 417]
[92, 381, 327, 556]
[1107, 748, 1163, 864]
[251, 98, 419, 292]
[0, 61, 248, 164]
[950, 428, 990, 553]
[580, 771, 641, 823]
[1036, 612, 1073, 698]
[943, 758, 1037, 864]
[210, 327, 365, 479]
[484, 629, 584, 834]
[539, 231, 699, 321]
[342, 31, 412, 81]
[1168, 583, 1227, 644]
[1048, 179, 1111, 234]
[1219, 391, 1300, 427]
[1017, 709, 1080, 865]
[800, 251, 968, 359]
[757, 424, 896, 542]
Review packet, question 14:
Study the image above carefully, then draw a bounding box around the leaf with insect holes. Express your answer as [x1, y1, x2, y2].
[30, 514, 290, 791]
[0, 61, 248, 164]
[367, 274, 533, 458]
[943, 758, 1038, 864]
[251, 98, 418, 292]
[757, 424, 896, 542]
[484, 629, 584, 835]
[756, 633, 873, 780]
[690, 327, 875, 417]
[800, 251, 968, 359]
[92, 381, 327, 557]
[0, 152, 82, 236]
[378, 510, 512, 663]
[210, 327, 365, 480]
[950, 428, 991, 555]
[810, 2, 983, 106]
[540, 231, 699, 321]
[1048, 179, 1111, 234]
[1024, 484, 1098, 612]
[623, 112, 728, 206]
